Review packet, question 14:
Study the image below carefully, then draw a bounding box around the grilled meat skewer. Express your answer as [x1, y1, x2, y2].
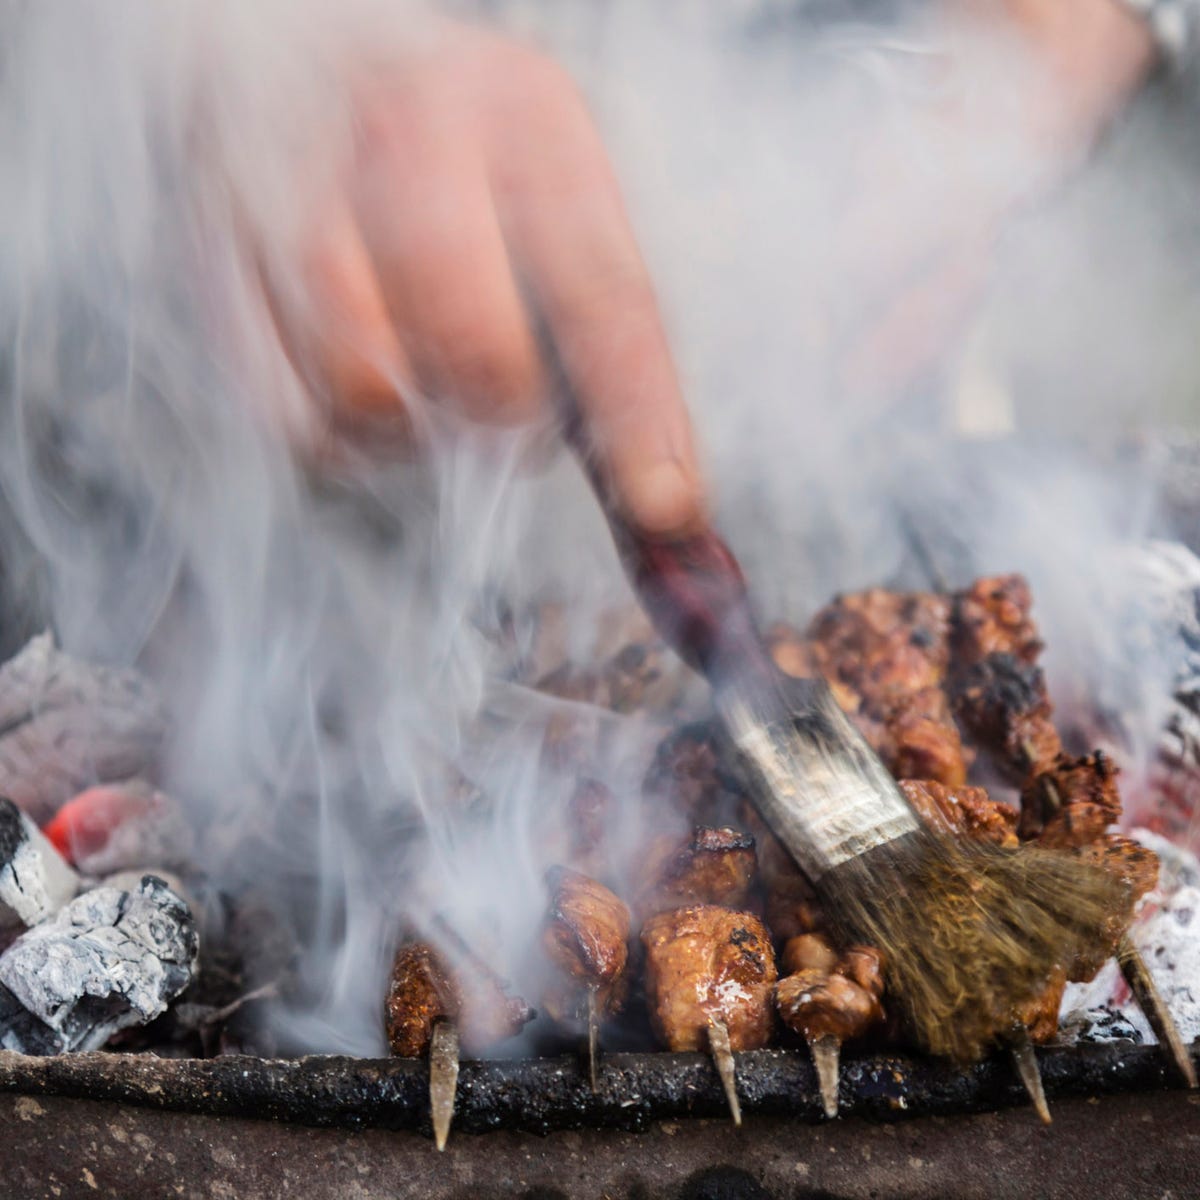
[641, 904, 777, 1122]
[776, 934, 886, 1117]
[541, 867, 631, 1089]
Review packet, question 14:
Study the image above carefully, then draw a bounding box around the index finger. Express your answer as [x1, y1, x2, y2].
[485, 57, 706, 538]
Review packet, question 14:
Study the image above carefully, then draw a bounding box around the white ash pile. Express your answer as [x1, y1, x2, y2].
[0, 875, 197, 1054]
[0, 633, 202, 1056]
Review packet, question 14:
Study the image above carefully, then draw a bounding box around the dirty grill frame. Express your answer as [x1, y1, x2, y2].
[0, 1040, 1192, 1138]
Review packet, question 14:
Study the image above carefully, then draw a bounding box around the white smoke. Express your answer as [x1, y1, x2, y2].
[0, 0, 1195, 1053]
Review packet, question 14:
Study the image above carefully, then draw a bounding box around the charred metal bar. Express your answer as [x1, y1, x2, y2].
[0, 1041, 1192, 1137]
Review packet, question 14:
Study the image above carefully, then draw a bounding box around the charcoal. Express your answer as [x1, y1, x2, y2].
[0, 796, 78, 929]
[0, 635, 168, 823]
[54, 782, 194, 877]
[0, 875, 197, 1055]
[1071, 1007, 1145, 1046]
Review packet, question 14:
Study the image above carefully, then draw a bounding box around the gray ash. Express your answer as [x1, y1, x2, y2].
[0, 874, 197, 1055]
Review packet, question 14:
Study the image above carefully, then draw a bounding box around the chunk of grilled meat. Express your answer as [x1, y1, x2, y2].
[541, 867, 631, 1024]
[949, 652, 1062, 779]
[781, 932, 840, 976]
[528, 604, 685, 716]
[878, 688, 973, 787]
[947, 575, 1062, 779]
[385, 942, 458, 1058]
[779, 590, 972, 787]
[951, 575, 1043, 666]
[638, 827, 758, 918]
[1015, 966, 1068, 1044]
[566, 778, 615, 877]
[765, 875, 828, 943]
[765, 624, 861, 714]
[641, 906, 777, 1052]
[644, 722, 744, 826]
[1078, 834, 1159, 905]
[838, 945, 887, 1000]
[776, 969, 885, 1044]
[1020, 751, 1122, 845]
[385, 934, 534, 1057]
[898, 779, 1019, 848]
[806, 589, 954, 694]
[777, 933, 886, 1045]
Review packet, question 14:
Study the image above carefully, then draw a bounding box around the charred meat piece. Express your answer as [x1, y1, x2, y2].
[764, 873, 827, 943]
[1020, 751, 1122, 845]
[776, 969, 884, 1045]
[541, 867, 631, 1024]
[898, 779, 1018, 848]
[877, 689, 971, 787]
[1014, 966, 1068, 1044]
[384, 942, 458, 1059]
[765, 624, 861, 714]
[602, 640, 679, 715]
[949, 652, 1061, 779]
[530, 604, 686, 716]
[797, 591, 971, 786]
[1078, 835, 1159, 906]
[948, 575, 1061, 779]
[838, 945, 886, 1000]
[643, 722, 743, 826]
[641, 906, 777, 1052]
[781, 932, 839, 976]
[638, 827, 758, 917]
[566, 779, 614, 876]
[385, 933, 533, 1058]
[951, 575, 1043, 666]
[776, 939, 886, 1118]
[805, 589, 953, 696]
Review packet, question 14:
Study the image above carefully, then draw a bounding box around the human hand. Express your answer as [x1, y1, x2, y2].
[265, 24, 704, 538]
[834, 0, 1158, 398]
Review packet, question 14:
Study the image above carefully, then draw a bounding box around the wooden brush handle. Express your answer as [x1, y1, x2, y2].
[608, 521, 769, 681]
[560, 404, 769, 680]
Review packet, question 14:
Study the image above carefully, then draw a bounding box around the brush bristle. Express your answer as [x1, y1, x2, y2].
[821, 829, 1129, 1063]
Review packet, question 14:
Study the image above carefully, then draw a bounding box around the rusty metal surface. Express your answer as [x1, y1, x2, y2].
[0, 1041, 1193, 1135]
[1, 1086, 1197, 1200]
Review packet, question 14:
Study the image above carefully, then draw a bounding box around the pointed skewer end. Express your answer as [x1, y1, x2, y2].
[708, 1018, 742, 1126]
[1008, 1027, 1051, 1125]
[1119, 938, 1197, 1090]
[587, 985, 601, 1094]
[430, 1020, 460, 1152]
[809, 1035, 841, 1119]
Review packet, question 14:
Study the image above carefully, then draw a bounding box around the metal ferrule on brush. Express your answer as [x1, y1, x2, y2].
[717, 673, 920, 883]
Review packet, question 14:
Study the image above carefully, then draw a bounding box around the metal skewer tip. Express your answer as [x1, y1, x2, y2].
[1119, 937, 1197, 1089]
[587, 984, 600, 1094]
[707, 1018, 741, 1126]
[809, 1034, 842, 1120]
[1008, 1027, 1051, 1125]
[429, 1020, 460, 1151]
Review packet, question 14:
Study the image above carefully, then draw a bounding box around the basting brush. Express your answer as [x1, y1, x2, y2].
[585, 512, 1127, 1063]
